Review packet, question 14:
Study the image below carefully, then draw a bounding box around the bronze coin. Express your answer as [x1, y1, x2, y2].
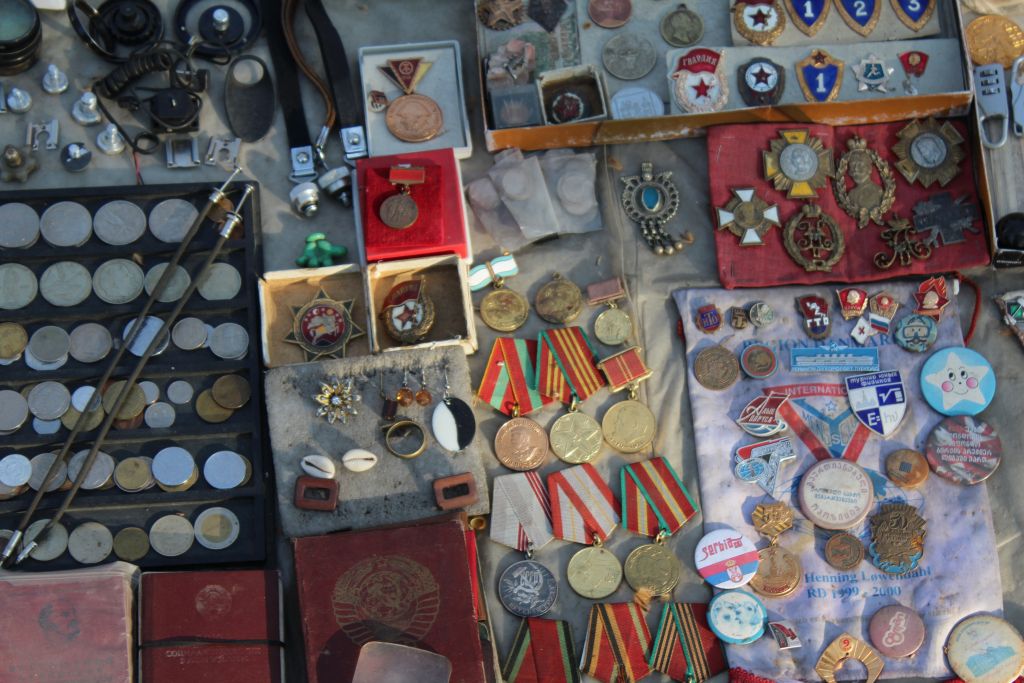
[824, 532, 864, 571]
[693, 345, 740, 391]
[385, 94, 444, 143]
[112, 412, 144, 430]
[534, 274, 583, 324]
[114, 457, 154, 492]
[60, 406, 104, 432]
[113, 526, 150, 562]
[494, 416, 550, 471]
[480, 288, 529, 332]
[885, 449, 929, 489]
[0, 322, 28, 359]
[588, 0, 631, 28]
[196, 389, 234, 424]
[379, 192, 419, 229]
[211, 374, 251, 410]
[749, 545, 802, 598]
[102, 380, 145, 420]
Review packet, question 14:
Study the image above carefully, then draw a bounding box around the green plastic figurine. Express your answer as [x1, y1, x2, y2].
[296, 232, 348, 267]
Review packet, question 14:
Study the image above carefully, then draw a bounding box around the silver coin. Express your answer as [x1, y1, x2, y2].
[29, 452, 67, 492]
[0, 453, 32, 487]
[498, 559, 558, 618]
[152, 446, 196, 487]
[92, 259, 145, 305]
[209, 322, 249, 359]
[67, 449, 115, 490]
[149, 515, 194, 557]
[68, 522, 113, 564]
[0, 203, 40, 248]
[24, 347, 67, 371]
[166, 380, 194, 405]
[93, 200, 146, 245]
[193, 507, 240, 550]
[204, 324, 216, 347]
[0, 390, 29, 431]
[29, 325, 70, 363]
[27, 381, 71, 420]
[123, 316, 169, 357]
[0, 355, 19, 366]
[149, 198, 199, 243]
[144, 263, 191, 303]
[69, 323, 111, 363]
[0, 263, 38, 310]
[70, 385, 99, 412]
[197, 262, 242, 301]
[778, 143, 819, 181]
[138, 380, 160, 405]
[32, 418, 62, 435]
[203, 450, 250, 489]
[24, 519, 68, 561]
[602, 33, 657, 81]
[144, 401, 175, 429]
[40, 201, 92, 247]
[171, 317, 208, 350]
[39, 261, 92, 307]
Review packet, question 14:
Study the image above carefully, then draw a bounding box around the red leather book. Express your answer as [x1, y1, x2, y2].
[0, 568, 134, 683]
[294, 513, 485, 683]
[140, 570, 283, 683]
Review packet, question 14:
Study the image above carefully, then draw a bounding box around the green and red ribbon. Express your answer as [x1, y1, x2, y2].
[620, 457, 699, 538]
[477, 337, 553, 417]
[502, 617, 579, 683]
[649, 603, 725, 683]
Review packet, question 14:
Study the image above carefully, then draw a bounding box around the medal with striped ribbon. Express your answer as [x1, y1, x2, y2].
[478, 337, 552, 417]
[491, 471, 553, 552]
[649, 603, 726, 683]
[597, 347, 657, 454]
[470, 255, 530, 333]
[538, 327, 606, 464]
[502, 617, 580, 683]
[580, 602, 653, 683]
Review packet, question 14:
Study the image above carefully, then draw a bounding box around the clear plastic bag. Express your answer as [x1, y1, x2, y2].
[488, 153, 560, 241]
[540, 149, 603, 235]
[465, 176, 532, 253]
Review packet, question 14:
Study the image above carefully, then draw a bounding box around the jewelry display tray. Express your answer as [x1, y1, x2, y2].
[0, 181, 269, 571]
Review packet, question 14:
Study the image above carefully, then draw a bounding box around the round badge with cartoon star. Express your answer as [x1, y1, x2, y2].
[920, 346, 996, 416]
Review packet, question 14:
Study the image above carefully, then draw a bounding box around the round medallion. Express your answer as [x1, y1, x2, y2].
[892, 119, 965, 188]
[693, 345, 739, 391]
[894, 314, 938, 353]
[601, 400, 656, 454]
[295, 299, 354, 358]
[885, 449, 929, 489]
[432, 397, 477, 452]
[798, 459, 873, 530]
[779, 143, 819, 181]
[385, 94, 443, 143]
[498, 559, 558, 617]
[740, 343, 778, 379]
[920, 347, 996, 417]
[749, 545, 801, 598]
[707, 590, 767, 645]
[567, 544, 623, 599]
[594, 307, 633, 346]
[550, 411, 602, 464]
[910, 132, 947, 169]
[749, 302, 774, 328]
[660, 4, 703, 47]
[494, 416, 549, 471]
[534, 274, 583, 324]
[379, 192, 419, 229]
[588, 0, 631, 28]
[966, 15, 1024, 68]
[824, 532, 864, 571]
[624, 542, 680, 596]
[695, 527, 760, 589]
[869, 605, 925, 659]
[480, 287, 529, 332]
[946, 615, 1024, 683]
[601, 33, 657, 81]
[113, 526, 150, 562]
[925, 416, 1002, 486]
[68, 521, 113, 564]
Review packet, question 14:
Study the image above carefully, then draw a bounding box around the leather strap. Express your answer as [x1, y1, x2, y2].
[260, 0, 311, 149]
[302, 0, 362, 129]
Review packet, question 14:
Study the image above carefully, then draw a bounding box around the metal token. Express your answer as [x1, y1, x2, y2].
[69, 323, 111, 363]
[825, 532, 864, 571]
[749, 302, 774, 328]
[796, 49, 844, 103]
[549, 410, 602, 464]
[0, 203, 40, 248]
[835, 136, 896, 229]
[925, 416, 1002, 486]
[29, 452, 67, 492]
[203, 450, 250, 489]
[40, 261, 92, 307]
[498, 559, 558, 617]
[480, 288, 530, 333]
[716, 188, 780, 246]
[379, 192, 419, 229]
[149, 514, 195, 557]
[210, 322, 250, 359]
[93, 200, 146, 245]
[27, 381, 71, 420]
[40, 201, 92, 247]
[660, 3, 703, 47]
[0, 263, 38, 309]
[166, 380, 194, 405]
[695, 527, 760, 589]
[0, 322, 27, 360]
[102, 380, 146, 419]
[893, 314, 938, 353]
[749, 545, 802, 599]
[92, 259, 145, 304]
[815, 633, 884, 683]
[197, 262, 242, 301]
[0, 390, 29, 432]
[153, 446, 198, 491]
[67, 450, 115, 490]
[601, 400, 656, 453]
[946, 615, 1024, 683]
[534, 274, 583, 324]
[851, 54, 895, 93]
[594, 307, 632, 346]
[477, 0, 525, 30]
[113, 527, 150, 561]
[172, 317, 208, 350]
[61, 406, 104, 432]
[670, 48, 729, 114]
[708, 591, 767, 645]
[24, 519, 68, 561]
[149, 198, 199, 243]
[799, 459, 873, 530]
[885, 449, 929, 489]
[602, 33, 657, 81]
[920, 347, 996, 416]
[740, 343, 778, 379]
[868, 503, 925, 574]
[892, 118, 965, 188]
[144, 402, 176, 429]
[35, 416, 65, 432]
[845, 370, 908, 437]
[68, 522, 113, 564]
[567, 543, 623, 599]
[145, 263, 191, 303]
[624, 542, 679, 596]
[194, 507, 241, 550]
[494, 416, 550, 471]
[212, 374, 251, 410]
[123, 316, 170, 357]
[196, 389, 234, 423]
[797, 295, 832, 339]
[385, 94, 444, 143]
[695, 304, 722, 333]
[138, 380, 159, 405]
[733, 1, 785, 45]
[765, 130, 834, 199]
[731, 307, 750, 329]
[113, 456, 155, 492]
[588, 0, 631, 28]
[0, 453, 31, 487]
[693, 344, 739, 391]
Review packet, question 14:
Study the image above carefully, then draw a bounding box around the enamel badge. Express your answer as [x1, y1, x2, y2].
[733, 1, 786, 45]
[736, 392, 789, 437]
[868, 291, 899, 333]
[785, 0, 829, 35]
[845, 370, 907, 437]
[837, 287, 869, 320]
[835, 0, 880, 36]
[797, 295, 831, 340]
[716, 187, 780, 246]
[914, 277, 950, 318]
[738, 58, 786, 106]
[284, 289, 365, 361]
[796, 49, 844, 103]
[671, 48, 729, 113]
[696, 304, 723, 333]
[891, 0, 935, 31]
[734, 436, 797, 497]
[851, 54, 895, 93]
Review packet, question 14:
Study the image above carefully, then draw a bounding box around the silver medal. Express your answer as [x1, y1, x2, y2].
[498, 559, 558, 617]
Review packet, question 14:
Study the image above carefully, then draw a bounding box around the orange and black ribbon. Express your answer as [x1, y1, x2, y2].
[536, 327, 605, 404]
[649, 603, 725, 683]
[580, 602, 652, 683]
[502, 617, 580, 683]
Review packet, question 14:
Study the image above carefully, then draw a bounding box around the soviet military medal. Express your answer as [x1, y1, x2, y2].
[764, 129, 834, 199]
[538, 328, 606, 463]
[796, 49, 844, 103]
[716, 187, 780, 246]
[738, 58, 786, 106]
[469, 255, 529, 333]
[587, 277, 633, 346]
[534, 273, 583, 324]
[670, 48, 729, 114]
[377, 58, 443, 143]
[284, 288, 364, 361]
[378, 165, 425, 230]
[597, 347, 656, 454]
[749, 502, 802, 599]
[733, 1, 786, 45]
[381, 278, 435, 344]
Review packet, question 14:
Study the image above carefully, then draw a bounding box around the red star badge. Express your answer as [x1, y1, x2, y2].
[692, 78, 712, 99]
[812, 51, 828, 66]
[753, 67, 771, 85]
[751, 8, 770, 25]
[397, 303, 420, 326]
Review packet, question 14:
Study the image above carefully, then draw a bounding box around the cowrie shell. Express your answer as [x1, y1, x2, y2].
[300, 454, 335, 479]
[342, 448, 378, 473]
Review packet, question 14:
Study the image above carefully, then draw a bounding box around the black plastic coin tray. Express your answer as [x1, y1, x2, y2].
[0, 181, 269, 570]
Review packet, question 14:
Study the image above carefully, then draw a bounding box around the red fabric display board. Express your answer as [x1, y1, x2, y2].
[707, 120, 990, 289]
[357, 147, 469, 262]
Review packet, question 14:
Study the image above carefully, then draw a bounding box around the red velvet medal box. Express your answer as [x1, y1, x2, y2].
[707, 119, 990, 289]
[293, 513, 485, 683]
[140, 570, 283, 683]
[357, 148, 470, 262]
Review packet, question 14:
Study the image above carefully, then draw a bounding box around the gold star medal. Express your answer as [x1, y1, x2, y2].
[284, 288, 364, 361]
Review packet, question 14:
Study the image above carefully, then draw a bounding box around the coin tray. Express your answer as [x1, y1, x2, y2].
[0, 181, 269, 571]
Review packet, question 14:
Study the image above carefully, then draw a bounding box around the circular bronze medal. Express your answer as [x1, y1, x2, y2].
[480, 287, 529, 332]
[693, 345, 739, 391]
[385, 94, 444, 143]
[494, 416, 550, 471]
[549, 410, 603, 464]
[825, 532, 864, 571]
[534, 274, 583, 324]
[885, 449, 929, 489]
[379, 192, 418, 229]
[749, 545, 802, 598]
[594, 307, 632, 346]
[601, 400, 656, 453]
[624, 542, 680, 596]
[567, 543, 623, 599]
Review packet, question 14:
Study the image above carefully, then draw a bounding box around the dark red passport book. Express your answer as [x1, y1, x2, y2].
[294, 513, 485, 683]
[140, 570, 283, 683]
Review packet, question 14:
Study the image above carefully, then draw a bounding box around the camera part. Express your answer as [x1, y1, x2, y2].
[61, 143, 92, 172]
[96, 123, 126, 155]
[0, 144, 38, 182]
[165, 137, 200, 168]
[72, 92, 103, 125]
[174, 0, 263, 60]
[27, 120, 58, 151]
[68, 0, 164, 63]
[6, 87, 31, 113]
[289, 182, 320, 218]
[224, 55, 274, 141]
[0, 0, 41, 76]
[41, 64, 68, 94]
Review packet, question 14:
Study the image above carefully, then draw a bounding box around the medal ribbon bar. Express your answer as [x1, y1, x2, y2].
[491, 471, 554, 552]
[620, 457, 699, 537]
[537, 327, 605, 404]
[547, 463, 619, 545]
[502, 617, 581, 683]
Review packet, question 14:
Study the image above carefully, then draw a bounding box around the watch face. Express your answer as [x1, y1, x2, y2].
[745, 62, 778, 92]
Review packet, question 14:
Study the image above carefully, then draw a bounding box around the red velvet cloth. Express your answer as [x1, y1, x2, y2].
[707, 120, 990, 289]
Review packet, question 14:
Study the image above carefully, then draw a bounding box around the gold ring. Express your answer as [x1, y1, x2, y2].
[383, 419, 427, 459]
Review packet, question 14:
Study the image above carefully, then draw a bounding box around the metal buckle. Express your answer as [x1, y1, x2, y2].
[340, 124, 367, 160]
[289, 145, 317, 181]
[974, 63, 1009, 149]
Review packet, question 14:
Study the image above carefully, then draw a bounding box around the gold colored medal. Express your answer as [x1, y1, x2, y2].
[480, 286, 529, 333]
[597, 347, 657, 453]
[594, 306, 633, 346]
[623, 533, 679, 596]
[749, 502, 802, 599]
[567, 535, 623, 599]
[549, 404, 603, 464]
[534, 273, 583, 324]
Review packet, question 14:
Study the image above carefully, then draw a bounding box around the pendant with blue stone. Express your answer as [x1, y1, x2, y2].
[620, 162, 692, 255]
